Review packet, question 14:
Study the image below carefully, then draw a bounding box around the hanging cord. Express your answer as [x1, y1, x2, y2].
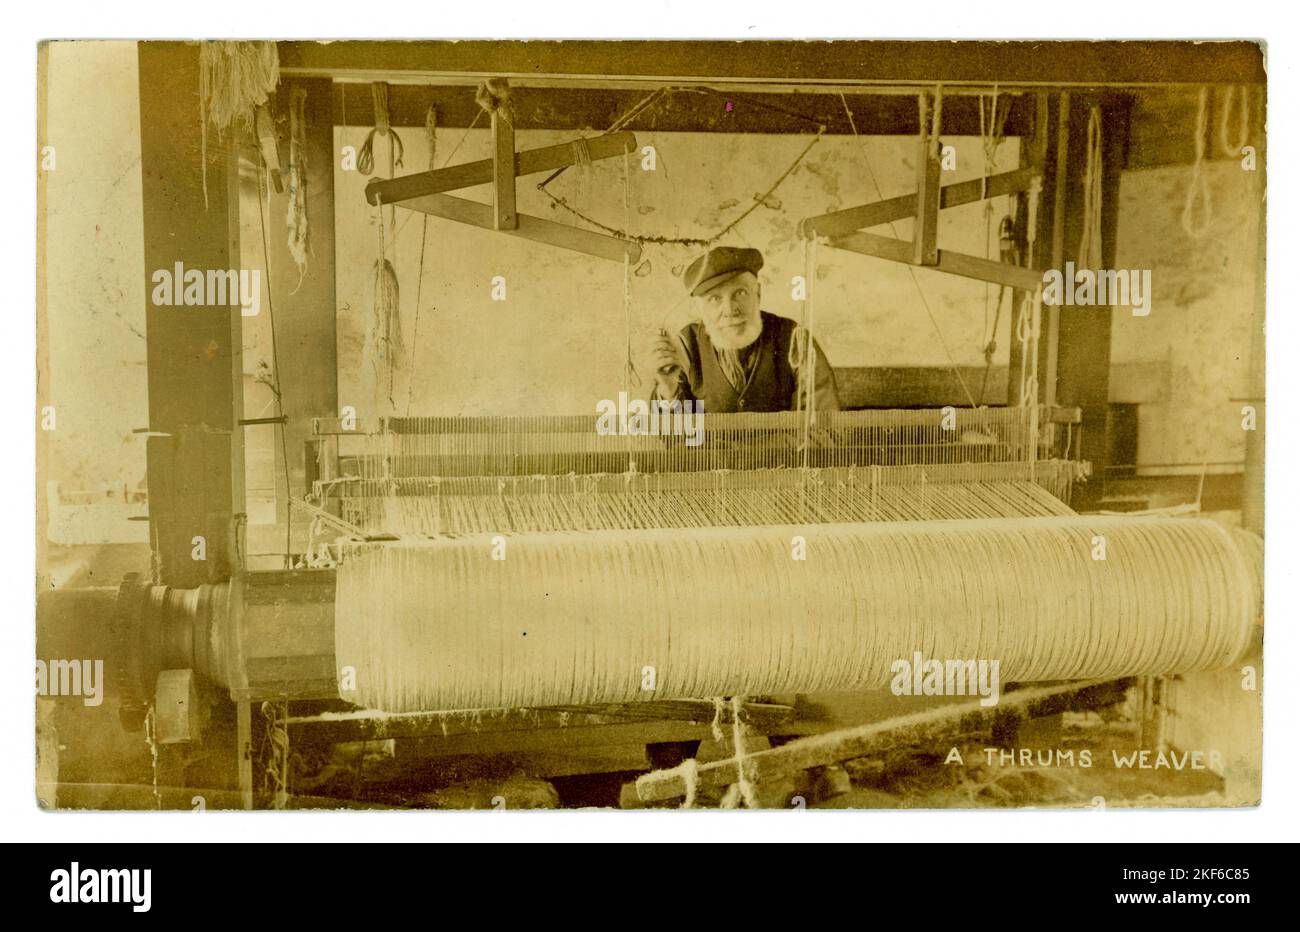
[392, 108, 485, 242]
[840, 92, 977, 407]
[406, 106, 438, 416]
[720, 696, 760, 809]
[1219, 85, 1251, 158]
[536, 87, 670, 194]
[254, 158, 296, 568]
[373, 207, 403, 409]
[357, 82, 404, 177]
[1077, 105, 1104, 270]
[1181, 87, 1213, 239]
[978, 217, 1016, 406]
[541, 128, 823, 247]
[977, 88, 1010, 404]
[621, 148, 641, 395]
[538, 85, 824, 247]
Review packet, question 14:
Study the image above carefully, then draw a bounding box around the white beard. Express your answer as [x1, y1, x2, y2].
[704, 316, 761, 351]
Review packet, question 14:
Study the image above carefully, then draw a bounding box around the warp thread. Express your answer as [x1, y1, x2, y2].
[334, 516, 1261, 713]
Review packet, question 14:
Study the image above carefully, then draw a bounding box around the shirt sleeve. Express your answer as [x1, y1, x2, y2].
[649, 325, 700, 405]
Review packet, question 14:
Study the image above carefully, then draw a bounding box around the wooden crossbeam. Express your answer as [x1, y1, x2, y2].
[365, 130, 637, 206]
[799, 168, 1034, 240]
[635, 679, 1132, 803]
[829, 230, 1043, 291]
[399, 191, 641, 264]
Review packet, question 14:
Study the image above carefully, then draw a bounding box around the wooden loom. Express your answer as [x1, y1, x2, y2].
[69, 49, 1262, 809]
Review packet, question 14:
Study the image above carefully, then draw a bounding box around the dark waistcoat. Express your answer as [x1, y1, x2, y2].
[679, 312, 799, 413]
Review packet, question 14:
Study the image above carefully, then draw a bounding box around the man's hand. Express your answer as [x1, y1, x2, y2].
[650, 328, 686, 397]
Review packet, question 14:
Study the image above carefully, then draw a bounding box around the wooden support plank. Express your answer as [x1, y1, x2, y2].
[492, 111, 518, 230]
[635, 679, 1132, 802]
[402, 191, 641, 263]
[913, 91, 941, 266]
[830, 231, 1043, 291]
[285, 701, 796, 744]
[365, 130, 637, 206]
[799, 168, 1034, 240]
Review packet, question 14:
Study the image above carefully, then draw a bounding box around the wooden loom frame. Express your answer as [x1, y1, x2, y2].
[363, 84, 642, 265]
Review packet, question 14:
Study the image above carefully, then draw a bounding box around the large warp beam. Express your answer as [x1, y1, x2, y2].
[334, 516, 1261, 712]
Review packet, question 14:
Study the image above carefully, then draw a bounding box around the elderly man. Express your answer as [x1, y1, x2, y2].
[650, 246, 840, 412]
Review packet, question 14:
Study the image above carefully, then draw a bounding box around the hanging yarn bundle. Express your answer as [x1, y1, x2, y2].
[1077, 105, 1104, 270]
[334, 516, 1262, 713]
[285, 86, 310, 288]
[357, 82, 404, 176]
[198, 40, 280, 209]
[371, 247, 404, 410]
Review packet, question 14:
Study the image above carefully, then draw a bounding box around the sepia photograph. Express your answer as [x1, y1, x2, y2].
[33, 35, 1268, 820]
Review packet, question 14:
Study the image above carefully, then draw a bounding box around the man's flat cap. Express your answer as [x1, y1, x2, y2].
[683, 246, 764, 296]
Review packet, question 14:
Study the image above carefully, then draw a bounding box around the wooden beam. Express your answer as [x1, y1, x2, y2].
[799, 168, 1034, 239]
[400, 191, 641, 263]
[1050, 95, 1129, 509]
[281, 40, 1266, 89]
[635, 679, 1132, 802]
[913, 91, 941, 266]
[836, 366, 1008, 408]
[364, 131, 637, 206]
[336, 83, 1038, 135]
[138, 43, 244, 586]
[285, 701, 796, 743]
[829, 230, 1043, 291]
[491, 111, 517, 230]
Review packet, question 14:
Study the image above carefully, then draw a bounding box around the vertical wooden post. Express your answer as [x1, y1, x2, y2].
[492, 110, 517, 231]
[913, 91, 941, 266]
[1045, 93, 1128, 510]
[237, 700, 254, 810]
[1008, 93, 1051, 407]
[138, 42, 244, 586]
[266, 77, 340, 543]
[1242, 113, 1266, 534]
[1041, 92, 1072, 411]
